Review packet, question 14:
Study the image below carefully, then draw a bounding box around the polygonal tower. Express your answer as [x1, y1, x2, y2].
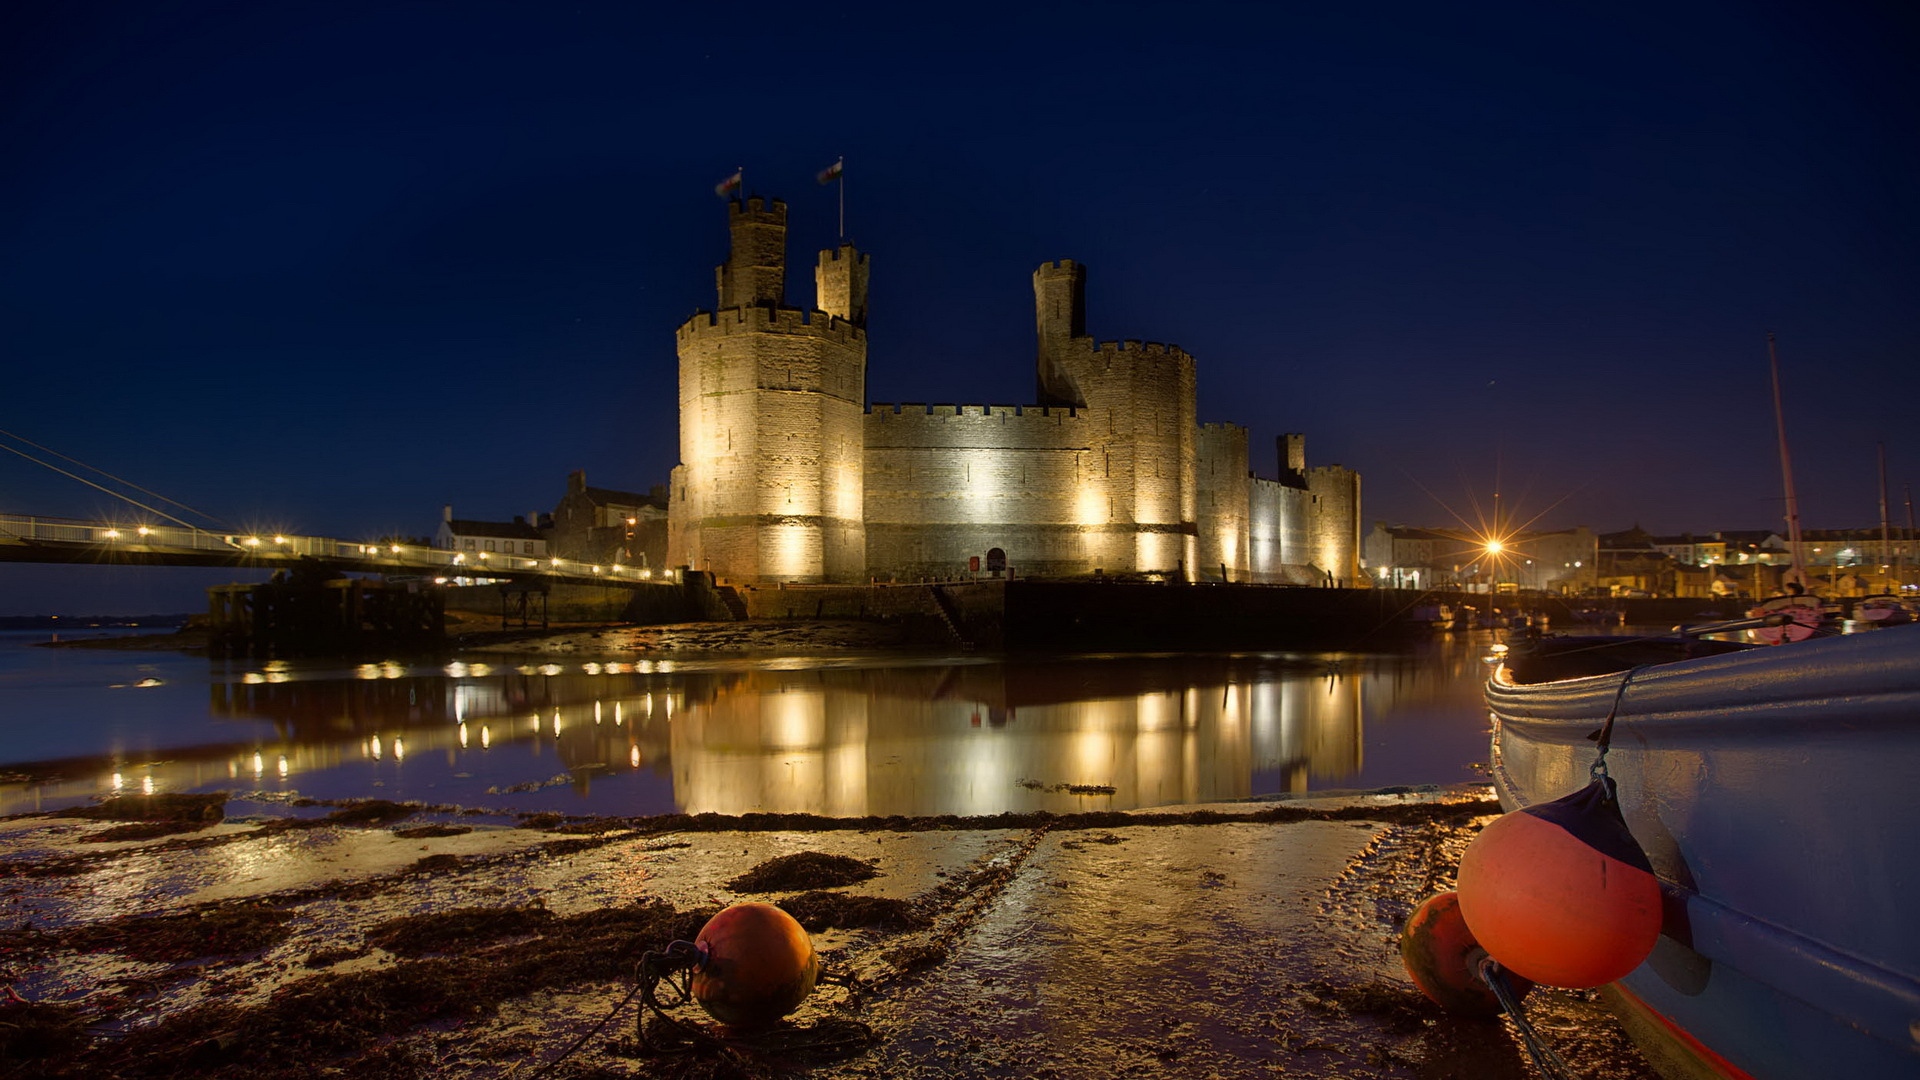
[1031, 259, 1199, 577]
[668, 197, 869, 584]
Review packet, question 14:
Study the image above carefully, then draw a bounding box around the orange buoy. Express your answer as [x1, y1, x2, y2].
[1456, 778, 1663, 988]
[690, 902, 820, 1029]
[1400, 890, 1532, 1016]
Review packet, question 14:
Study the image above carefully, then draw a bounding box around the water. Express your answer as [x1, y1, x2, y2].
[0, 629, 1504, 819]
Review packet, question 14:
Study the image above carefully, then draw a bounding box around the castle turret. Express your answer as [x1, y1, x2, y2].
[1280, 433, 1306, 485]
[670, 198, 868, 585]
[1033, 260, 1087, 407]
[716, 197, 787, 309]
[815, 244, 870, 328]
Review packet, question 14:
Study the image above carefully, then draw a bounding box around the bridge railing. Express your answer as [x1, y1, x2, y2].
[0, 514, 675, 584]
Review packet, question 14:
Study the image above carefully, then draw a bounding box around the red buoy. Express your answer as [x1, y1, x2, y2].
[1456, 778, 1663, 988]
[1400, 890, 1532, 1016]
[690, 902, 820, 1029]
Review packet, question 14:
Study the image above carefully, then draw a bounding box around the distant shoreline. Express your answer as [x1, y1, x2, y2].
[29, 616, 941, 660]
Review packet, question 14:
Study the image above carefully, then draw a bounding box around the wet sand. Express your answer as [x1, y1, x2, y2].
[0, 787, 1660, 1079]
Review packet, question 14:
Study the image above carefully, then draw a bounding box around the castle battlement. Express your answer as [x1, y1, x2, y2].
[819, 246, 869, 266]
[1090, 339, 1189, 360]
[868, 403, 1084, 419]
[729, 196, 787, 222]
[677, 304, 865, 344]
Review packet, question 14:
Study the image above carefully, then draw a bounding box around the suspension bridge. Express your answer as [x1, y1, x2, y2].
[0, 513, 670, 587]
[0, 429, 669, 591]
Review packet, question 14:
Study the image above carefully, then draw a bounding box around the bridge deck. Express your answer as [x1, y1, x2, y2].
[0, 514, 665, 588]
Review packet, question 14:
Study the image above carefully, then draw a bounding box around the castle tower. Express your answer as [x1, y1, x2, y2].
[1279, 433, 1307, 484]
[1033, 260, 1087, 407]
[1028, 259, 1199, 577]
[669, 198, 868, 584]
[815, 245, 870, 328]
[716, 197, 787, 309]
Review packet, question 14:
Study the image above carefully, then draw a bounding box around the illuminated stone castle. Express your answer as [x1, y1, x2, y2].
[667, 197, 1360, 586]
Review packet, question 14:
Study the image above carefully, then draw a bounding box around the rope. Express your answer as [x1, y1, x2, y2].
[1475, 955, 1576, 1080]
[515, 976, 647, 1080]
[516, 939, 872, 1077]
[633, 940, 875, 1062]
[1586, 664, 1645, 788]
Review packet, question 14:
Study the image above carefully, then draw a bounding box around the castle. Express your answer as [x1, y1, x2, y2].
[666, 197, 1360, 586]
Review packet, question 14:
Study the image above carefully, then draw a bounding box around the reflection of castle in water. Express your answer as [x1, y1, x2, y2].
[206, 660, 679, 798]
[670, 660, 1364, 816]
[190, 656, 1368, 815]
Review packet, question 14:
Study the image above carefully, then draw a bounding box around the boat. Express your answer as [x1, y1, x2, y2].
[1484, 624, 1920, 1080]
[1408, 602, 1455, 632]
[1851, 594, 1915, 627]
[1570, 606, 1627, 627]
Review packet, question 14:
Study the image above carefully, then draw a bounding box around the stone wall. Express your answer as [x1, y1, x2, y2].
[1195, 422, 1251, 581]
[1248, 479, 1316, 584]
[1306, 464, 1362, 586]
[864, 403, 1106, 577]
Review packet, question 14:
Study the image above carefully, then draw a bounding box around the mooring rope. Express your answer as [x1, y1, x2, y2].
[514, 940, 872, 1078]
[1476, 955, 1576, 1080]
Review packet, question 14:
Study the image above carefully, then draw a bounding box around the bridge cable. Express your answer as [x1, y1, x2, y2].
[0, 428, 230, 531]
[0, 441, 212, 533]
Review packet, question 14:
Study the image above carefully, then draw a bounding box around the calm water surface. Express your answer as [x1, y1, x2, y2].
[0, 629, 1509, 818]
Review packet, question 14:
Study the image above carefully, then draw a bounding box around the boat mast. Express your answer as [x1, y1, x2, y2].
[1906, 484, 1915, 596]
[1768, 333, 1807, 589]
[1878, 442, 1892, 595]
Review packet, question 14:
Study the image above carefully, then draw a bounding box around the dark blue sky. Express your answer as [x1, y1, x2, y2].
[4, 1, 1916, 614]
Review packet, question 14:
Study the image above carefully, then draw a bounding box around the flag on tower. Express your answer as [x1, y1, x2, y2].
[714, 169, 742, 198]
[816, 158, 844, 185]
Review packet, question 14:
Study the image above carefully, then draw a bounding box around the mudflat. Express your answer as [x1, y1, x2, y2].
[0, 787, 1658, 1079]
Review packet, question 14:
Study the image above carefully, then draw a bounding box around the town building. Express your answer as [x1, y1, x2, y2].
[1363, 523, 1596, 594]
[435, 505, 547, 561]
[545, 470, 667, 572]
[665, 197, 1361, 586]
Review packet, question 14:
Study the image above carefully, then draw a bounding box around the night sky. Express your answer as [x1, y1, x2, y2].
[4, 1, 1916, 615]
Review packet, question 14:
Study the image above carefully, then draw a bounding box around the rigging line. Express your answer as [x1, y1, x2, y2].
[0, 426, 228, 529]
[0, 442, 206, 533]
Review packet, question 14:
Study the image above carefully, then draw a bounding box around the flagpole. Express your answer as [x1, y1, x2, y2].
[838, 156, 845, 241]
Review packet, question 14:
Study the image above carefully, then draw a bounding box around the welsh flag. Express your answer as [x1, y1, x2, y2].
[816, 158, 843, 185]
[713, 169, 742, 198]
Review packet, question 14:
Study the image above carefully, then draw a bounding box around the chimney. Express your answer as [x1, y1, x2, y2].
[443, 503, 453, 523]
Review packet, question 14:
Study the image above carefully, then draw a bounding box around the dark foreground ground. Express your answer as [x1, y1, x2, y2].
[0, 786, 1660, 1080]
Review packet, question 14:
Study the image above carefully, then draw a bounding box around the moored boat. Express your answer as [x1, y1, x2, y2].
[1851, 594, 1915, 627]
[1483, 625, 1920, 1080]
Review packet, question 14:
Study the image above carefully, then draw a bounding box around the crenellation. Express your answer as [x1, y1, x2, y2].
[677, 304, 866, 345]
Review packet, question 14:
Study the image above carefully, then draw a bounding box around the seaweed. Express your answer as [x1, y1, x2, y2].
[724, 852, 879, 893]
[390, 824, 471, 839]
[53, 793, 227, 824]
[323, 799, 420, 826]
[365, 905, 553, 957]
[0, 1000, 90, 1061]
[76, 899, 712, 1078]
[64, 906, 293, 963]
[776, 890, 925, 932]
